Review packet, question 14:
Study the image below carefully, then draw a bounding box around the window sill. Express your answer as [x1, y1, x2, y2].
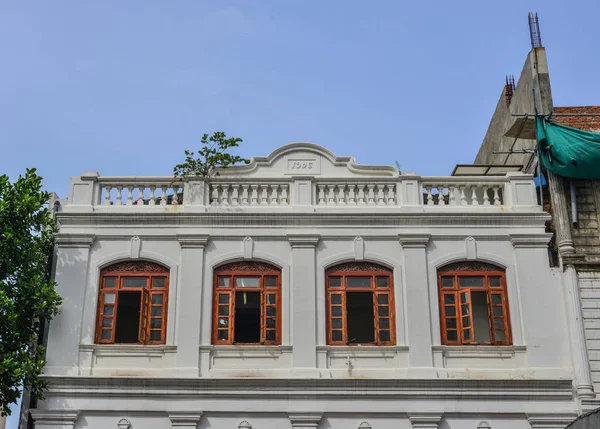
[79, 344, 177, 357]
[200, 345, 292, 357]
[432, 345, 526, 359]
[317, 345, 408, 355]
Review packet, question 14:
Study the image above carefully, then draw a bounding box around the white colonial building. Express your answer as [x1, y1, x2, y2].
[33, 144, 584, 428]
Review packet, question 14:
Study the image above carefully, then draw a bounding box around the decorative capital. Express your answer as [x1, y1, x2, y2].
[30, 409, 80, 427]
[526, 413, 577, 428]
[509, 233, 552, 248]
[399, 234, 431, 248]
[177, 234, 210, 248]
[408, 413, 443, 428]
[54, 233, 96, 248]
[168, 411, 203, 427]
[287, 234, 320, 248]
[288, 413, 323, 428]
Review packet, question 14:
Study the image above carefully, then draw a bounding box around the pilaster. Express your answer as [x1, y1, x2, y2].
[408, 413, 442, 429]
[30, 409, 79, 429]
[168, 411, 203, 428]
[176, 235, 210, 376]
[399, 234, 434, 371]
[287, 413, 322, 429]
[288, 235, 320, 373]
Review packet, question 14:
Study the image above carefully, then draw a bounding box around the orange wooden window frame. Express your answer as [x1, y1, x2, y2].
[95, 261, 169, 345]
[212, 262, 282, 345]
[438, 268, 512, 346]
[326, 265, 395, 346]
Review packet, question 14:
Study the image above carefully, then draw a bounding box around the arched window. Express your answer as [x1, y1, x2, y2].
[438, 261, 511, 345]
[213, 261, 281, 345]
[95, 261, 169, 345]
[326, 262, 395, 346]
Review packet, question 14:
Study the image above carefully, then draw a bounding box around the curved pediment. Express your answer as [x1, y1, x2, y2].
[216, 143, 399, 178]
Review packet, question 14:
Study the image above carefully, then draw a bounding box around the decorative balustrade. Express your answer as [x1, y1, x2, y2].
[209, 182, 290, 206]
[421, 179, 506, 207]
[98, 178, 183, 207]
[315, 182, 397, 206]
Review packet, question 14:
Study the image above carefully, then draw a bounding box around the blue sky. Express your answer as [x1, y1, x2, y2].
[1, 0, 598, 423]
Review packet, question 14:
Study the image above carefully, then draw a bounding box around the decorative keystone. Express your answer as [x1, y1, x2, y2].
[398, 234, 431, 248]
[177, 235, 210, 249]
[288, 413, 323, 428]
[287, 235, 320, 248]
[408, 413, 443, 429]
[168, 411, 203, 428]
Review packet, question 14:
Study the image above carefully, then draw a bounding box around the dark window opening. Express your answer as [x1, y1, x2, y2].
[234, 291, 261, 343]
[114, 291, 141, 343]
[472, 292, 491, 344]
[346, 292, 375, 344]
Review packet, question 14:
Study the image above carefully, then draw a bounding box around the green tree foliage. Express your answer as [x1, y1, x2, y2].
[0, 169, 61, 416]
[173, 132, 250, 179]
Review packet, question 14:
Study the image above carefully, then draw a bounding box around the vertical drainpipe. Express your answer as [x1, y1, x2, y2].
[570, 179, 579, 226]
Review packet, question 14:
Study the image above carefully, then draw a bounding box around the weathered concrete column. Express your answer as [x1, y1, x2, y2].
[399, 234, 434, 373]
[408, 413, 442, 429]
[176, 235, 210, 377]
[45, 234, 95, 376]
[547, 170, 594, 397]
[288, 413, 322, 429]
[30, 410, 79, 429]
[168, 411, 202, 428]
[287, 235, 320, 374]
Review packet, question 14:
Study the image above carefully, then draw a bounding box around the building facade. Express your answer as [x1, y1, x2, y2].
[33, 143, 580, 429]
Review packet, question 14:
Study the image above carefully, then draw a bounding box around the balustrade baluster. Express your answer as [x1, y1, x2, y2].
[471, 185, 479, 206]
[149, 186, 156, 206]
[367, 185, 376, 205]
[357, 185, 366, 205]
[376, 184, 385, 205]
[337, 185, 346, 205]
[493, 187, 501, 205]
[115, 186, 123, 205]
[221, 185, 230, 206]
[426, 187, 434, 205]
[231, 185, 239, 205]
[250, 185, 259, 205]
[125, 186, 133, 205]
[260, 186, 268, 205]
[348, 185, 356, 205]
[136, 186, 145, 205]
[460, 186, 468, 206]
[449, 186, 456, 205]
[241, 185, 249, 205]
[327, 185, 335, 205]
[160, 186, 168, 206]
[270, 185, 279, 205]
[280, 185, 288, 205]
[211, 185, 219, 206]
[103, 186, 112, 205]
[437, 186, 445, 206]
[483, 187, 490, 206]
[172, 186, 180, 205]
[317, 185, 326, 205]
[387, 184, 395, 205]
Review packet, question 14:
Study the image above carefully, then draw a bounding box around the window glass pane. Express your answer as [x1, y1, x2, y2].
[491, 294, 502, 305]
[445, 306, 456, 316]
[235, 277, 260, 287]
[446, 318, 457, 329]
[218, 277, 230, 287]
[379, 318, 390, 329]
[377, 294, 389, 304]
[331, 294, 342, 304]
[464, 329, 472, 341]
[332, 318, 342, 329]
[444, 294, 455, 305]
[494, 318, 505, 329]
[151, 318, 162, 328]
[152, 277, 166, 288]
[122, 278, 148, 288]
[103, 306, 114, 316]
[266, 306, 276, 316]
[493, 307, 503, 317]
[150, 330, 161, 341]
[378, 306, 389, 317]
[459, 277, 484, 287]
[332, 306, 342, 317]
[218, 306, 229, 316]
[104, 277, 116, 288]
[102, 317, 112, 328]
[462, 316, 471, 328]
[104, 293, 115, 304]
[265, 276, 277, 287]
[329, 277, 341, 287]
[151, 294, 163, 304]
[218, 294, 229, 304]
[218, 330, 228, 341]
[347, 277, 372, 288]
[460, 292, 470, 304]
[489, 277, 502, 287]
[267, 294, 276, 304]
[266, 330, 276, 341]
[447, 330, 458, 341]
[376, 277, 389, 288]
[266, 317, 276, 328]
[218, 317, 229, 328]
[332, 330, 343, 341]
[495, 330, 506, 342]
[441, 277, 454, 288]
[151, 306, 162, 317]
[101, 330, 111, 340]
[379, 330, 391, 342]
[461, 304, 470, 315]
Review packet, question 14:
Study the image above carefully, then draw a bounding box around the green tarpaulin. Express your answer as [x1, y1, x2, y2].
[536, 116, 600, 180]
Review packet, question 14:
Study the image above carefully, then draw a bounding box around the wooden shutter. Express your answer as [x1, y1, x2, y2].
[440, 290, 459, 344]
[488, 290, 510, 345]
[328, 291, 346, 345]
[459, 289, 474, 344]
[374, 290, 393, 345]
[98, 291, 118, 343]
[214, 290, 234, 344]
[262, 290, 278, 345]
[138, 288, 150, 344]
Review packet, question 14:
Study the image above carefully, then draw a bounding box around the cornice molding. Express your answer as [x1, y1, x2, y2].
[168, 411, 203, 426]
[509, 233, 553, 248]
[177, 234, 210, 248]
[399, 234, 431, 248]
[54, 233, 96, 248]
[287, 413, 323, 428]
[287, 234, 320, 248]
[30, 409, 80, 426]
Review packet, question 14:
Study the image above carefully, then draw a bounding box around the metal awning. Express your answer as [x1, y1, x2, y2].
[451, 164, 523, 176]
